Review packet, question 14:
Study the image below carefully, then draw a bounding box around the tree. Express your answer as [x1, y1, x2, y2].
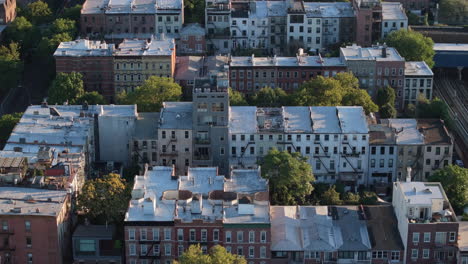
[76, 91, 107, 105]
[320, 186, 342, 205]
[406, 10, 422, 25]
[438, 0, 467, 25]
[38, 32, 72, 57]
[61, 4, 82, 21]
[48, 72, 85, 104]
[26, 0, 52, 24]
[293, 73, 378, 114]
[343, 192, 360, 205]
[0, 113, 22, 149]
[176, 245, 246, 264]
[261, 148, 315, 205]
[0, 43, 23, 95]
[229, 88, 248, 106]
[117, 76, 182, 112]
[5, 17, 34, 49]
[384, 29, 435, 68]
[184, 0, 205, 24]
[429, 165, 468, 214]
[416, 97, 454, 129]
[51, 18, 77, 36]
[377, 87, 397, 118]
[77, 173, 130, 223]
[359, 191, 378, 205]
[249, 87, 289, 107]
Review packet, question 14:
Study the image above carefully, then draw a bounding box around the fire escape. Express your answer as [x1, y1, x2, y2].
[139, 239, 161, 263]
[340, 138, 362, 183]
[160, 135, 178, 158]
[313, 138, 330, 175]
[0, 227, 15, 264]
[237, 140, 255, 167]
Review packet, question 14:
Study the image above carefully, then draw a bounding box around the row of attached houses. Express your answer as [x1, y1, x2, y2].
[123, 165, 460, 264]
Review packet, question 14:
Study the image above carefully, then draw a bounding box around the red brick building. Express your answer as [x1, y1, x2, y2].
[352, 0, 382, 47]
[178, 23, 206, 55]
[54, 39, 115, 102]
[124, 166, 271, 264]
[229, 52, 347, 94]
[0, 188, 71, 264]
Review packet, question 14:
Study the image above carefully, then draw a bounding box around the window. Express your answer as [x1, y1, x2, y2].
[26, 236, 32, 248]
[380, 159, 384, 168]
[141, 244, 148, 255]
[189, 229, 195, 241]
[213, 229, 219, 241]
[164, 229, 171, 240]
[27, 253, 33, 264]
[413, 232, 420, 243]
[25, 220, 31, 232]
[249, 231, 255, 243]
[153, 244, 161, 256]
[260, 246, 266, 258]
[237, 231, 244, 242]
[423, 232, 431, 242]
[380, 147, 385, 155]
[249, 246, 255, 258]
[330, 160, 335, 170]
[165, 244, 171, 256]
[372, 251, 388, 259]
[391, 251, 400, 260]
[177, 229, 183, 241]
[260, 231, 266, 243]
[201, 230, 207, 242]
[371, 159, 375, 168]
[411, 249, 418, 259]
[141, 229, 147, 240]
[436, 147, 441, 155]
[423, 249, 429, 259]
[178, 245, 184, 256]
[129, 244, 136, 255]
[389, 146, 394, 155]
[435, 232, 446, 244]
[226, 231, 232, 243]
[371, 147, 376, 155]
[389, 159, 394, 168]
[449, 232, 456, 242]
[153, 228, 160, 241]
[129, 229, 136, 240]
[237, 247, 243, 256]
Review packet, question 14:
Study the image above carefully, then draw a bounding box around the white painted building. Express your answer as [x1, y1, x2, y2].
[381, 2, 408, 39]
[404, 61, 433, 106]
[228, 106, 369, 188]
[231, 1, 269, 50]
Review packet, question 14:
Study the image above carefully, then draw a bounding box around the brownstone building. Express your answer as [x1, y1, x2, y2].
[178, 23, 206, 55]
[124, 166, 271, 264]
[229, 51, 347, 94]
[54, 39, 116, 101]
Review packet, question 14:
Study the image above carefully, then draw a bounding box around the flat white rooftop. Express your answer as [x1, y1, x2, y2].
[434, 43, 468, 52]
[304, 2, 354, 18]
[405, 61, 433, 76]
[341, 44, 405, 61]
[386, 119, 424, 145]
[0, 187, 67, 217]
[382, 2, 407, 21]
[399, 181, 445, 205]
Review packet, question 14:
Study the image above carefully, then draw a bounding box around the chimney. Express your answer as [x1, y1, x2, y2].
[406, 167, 412, 182]
[382, 43, 387, 58]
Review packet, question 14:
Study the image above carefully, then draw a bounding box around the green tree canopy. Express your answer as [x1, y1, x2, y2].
[359, 191, 378, 205]
[48, 72, 85, 104]
[249, 87, 289, 107]
[438, 0, 467, 25]
[76, 91, 107, 105]
[77, 173, 130, 223]
[184, 0, 205, 24]
[117, 76, 182, 112]
[228, 88, 248, 106]
[5, 17, 35, 50]
[377, 86, 397, 118]
[61, 4, 82, 21]
[261, 148, 315, 205]
[0, 113, 22, 149]
[429, 165, 468, 214]
[51, 18, 77, 36]
[293, 72, 378, 114]
[416, 97, 453, 129]
[26, 0, 52, 24]
[38, 32, 72, 57]
[176, 245, 246, 264]
[0, 42, 23, 95]
[384, 29, 435, 68]
[320, 185, 342, 205]
[342, 192, 360, 205]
